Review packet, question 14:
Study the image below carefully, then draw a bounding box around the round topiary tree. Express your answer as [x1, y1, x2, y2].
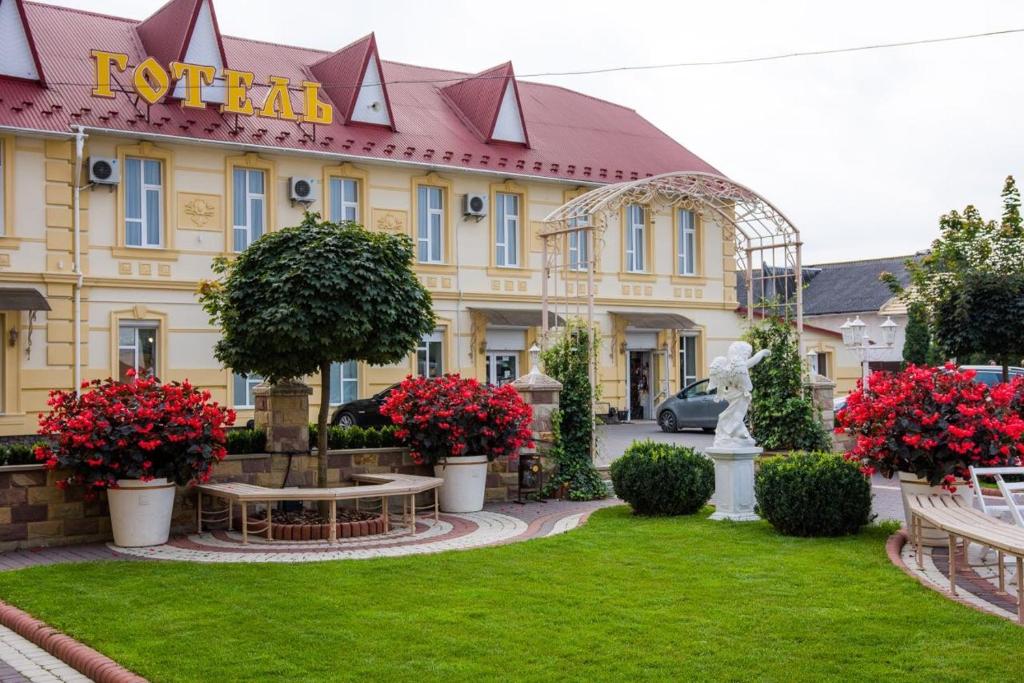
[610, 440, 714, 516]
[198, 214, 435, 486]
[743, 317, 830, 452]
[755, 452, 873, 537]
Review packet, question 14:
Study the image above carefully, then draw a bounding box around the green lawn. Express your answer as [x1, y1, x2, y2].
[0, 507, 1021, 682]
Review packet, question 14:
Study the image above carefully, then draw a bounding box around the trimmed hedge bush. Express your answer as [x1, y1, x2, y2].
[308, 425, 401, 451]
[226, 429, 267, 455]
[0, 443, 40, 466]
[755, 452, 873, 537]
[610, 440, 714, 516]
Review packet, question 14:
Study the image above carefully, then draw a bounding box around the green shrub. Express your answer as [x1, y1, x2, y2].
[755, 452, 873, 537]
[225, 429, 267, 455]
[610, 440, 714, 516]
[0, 442, 41, 466]
[309, 424, 401, 451]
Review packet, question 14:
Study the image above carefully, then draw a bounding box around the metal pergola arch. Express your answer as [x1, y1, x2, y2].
[538, 171, 803, 452]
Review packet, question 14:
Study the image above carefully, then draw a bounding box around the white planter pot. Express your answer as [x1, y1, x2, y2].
[898, 472, 973, 547]
[107, 477, 176, 547]
[434, 455, 489, 513]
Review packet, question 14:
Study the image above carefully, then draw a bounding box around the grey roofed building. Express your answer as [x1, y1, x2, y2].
[736, 254, 922, 315]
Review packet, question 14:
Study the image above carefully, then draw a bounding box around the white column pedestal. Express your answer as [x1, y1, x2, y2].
[706, 446, 761, 522]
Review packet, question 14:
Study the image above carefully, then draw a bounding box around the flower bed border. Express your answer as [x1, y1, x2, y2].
[252, 512, 389, 541]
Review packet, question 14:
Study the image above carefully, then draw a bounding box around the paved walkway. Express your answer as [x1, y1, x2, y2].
[0, 627, 90, 682]
[898, 535, 1021, 623]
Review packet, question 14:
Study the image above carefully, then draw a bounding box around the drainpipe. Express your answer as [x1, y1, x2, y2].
[71, 126, 87, 392]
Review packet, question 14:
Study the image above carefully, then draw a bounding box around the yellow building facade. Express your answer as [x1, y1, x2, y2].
[0, 130, 754, 435]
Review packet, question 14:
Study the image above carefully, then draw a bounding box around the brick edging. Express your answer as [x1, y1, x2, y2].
[885, 531, 1021, 625]
[0, 599, 147, 682]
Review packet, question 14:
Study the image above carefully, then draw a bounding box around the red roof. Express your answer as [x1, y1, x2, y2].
[309, 33, 394, 129]
[0, 1, 723, 183]
[135, 0, 227, 68]
[441, 61, 528, 146]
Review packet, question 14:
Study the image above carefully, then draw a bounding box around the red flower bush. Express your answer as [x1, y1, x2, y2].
[835, 364, 1024, 491]
[36, 372, 235, 493]
[380, 374, 533, 465]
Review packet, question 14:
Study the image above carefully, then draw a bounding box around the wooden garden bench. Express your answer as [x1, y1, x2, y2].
[196, 473, 442, 544]
[905, 493, 1024, 623]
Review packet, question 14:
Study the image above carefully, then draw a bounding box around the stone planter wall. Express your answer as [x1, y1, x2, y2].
[0, 447, 525, 551]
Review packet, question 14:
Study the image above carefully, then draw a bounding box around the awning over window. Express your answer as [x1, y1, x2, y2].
[610, 311, 696, 330]
[0, 288, 50, 312]
[470, 308, 563, 328]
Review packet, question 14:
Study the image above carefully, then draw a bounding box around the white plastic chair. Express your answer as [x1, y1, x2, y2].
[968, 466, 1024, 563]
[995, 474, 1024, 527]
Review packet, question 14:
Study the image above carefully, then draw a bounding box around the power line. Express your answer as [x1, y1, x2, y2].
[38, 26, 1024, 91]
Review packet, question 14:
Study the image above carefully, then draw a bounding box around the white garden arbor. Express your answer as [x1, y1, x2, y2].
[539, 171, 804, 399]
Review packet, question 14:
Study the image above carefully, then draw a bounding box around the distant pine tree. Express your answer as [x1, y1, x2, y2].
[902, 302, 931, 366]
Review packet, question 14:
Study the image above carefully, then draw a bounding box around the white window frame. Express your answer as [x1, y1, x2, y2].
[678, 209, 696, 276]
[625, 204, 646, 273]
[233, 168, 266, 253]
[815, 351, 830, 378]
[118, 320, 159, 381]
[329, 177, 359, 224]
[679, 333, 698, 388]
[0, 139, 5, 236]
[495, 192, 520, 268]
[485, 352, 519, 386]
[329, 361, 359, 405]
[416, 329, 444, 377]
[418, 185, 444, 264]
[568, 209, 590, 272]
[125, 157, 163, 248]
[232, 372, 264, 409]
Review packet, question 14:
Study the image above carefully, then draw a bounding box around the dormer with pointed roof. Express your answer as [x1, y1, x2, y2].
[0, 0, 45, 83]
[136, 0, 228, 103]
[309, 33, 395, 129]
[441, 62, 529, 146]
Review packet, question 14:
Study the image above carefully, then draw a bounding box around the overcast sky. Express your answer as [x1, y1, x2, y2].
[45, 0, 1024, 263]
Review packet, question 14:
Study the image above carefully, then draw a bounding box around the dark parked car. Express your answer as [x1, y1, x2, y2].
[656, 379, 724, 433]
[329, 384, 400, 427]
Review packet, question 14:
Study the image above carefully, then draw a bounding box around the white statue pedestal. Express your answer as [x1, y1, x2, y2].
[706, 446, 761, 522]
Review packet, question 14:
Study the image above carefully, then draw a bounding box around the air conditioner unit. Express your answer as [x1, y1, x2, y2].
[289, 177, 316, 203]
[88, 157, 119, 185]
[463, 193, 487, 218]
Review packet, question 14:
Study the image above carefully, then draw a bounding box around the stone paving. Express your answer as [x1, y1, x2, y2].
[898, 535, 1022, 623]
[0, 627, 91, 683]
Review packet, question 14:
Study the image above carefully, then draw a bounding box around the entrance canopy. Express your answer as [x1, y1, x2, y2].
[0, 288, 49, 311]
[470, 307, 563, 328]
[609, 311, 697, 330]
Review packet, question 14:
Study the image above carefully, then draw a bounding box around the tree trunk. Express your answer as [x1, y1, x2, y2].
[317, 359, 331, 489]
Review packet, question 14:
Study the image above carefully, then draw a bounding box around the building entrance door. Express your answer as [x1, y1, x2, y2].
[627, 350, 653, 420]
[486, 353, 519, 386]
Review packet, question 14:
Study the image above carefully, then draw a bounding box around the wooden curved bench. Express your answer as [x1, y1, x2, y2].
[905, 493, 1024, 623]
[197, 473, 443, 544]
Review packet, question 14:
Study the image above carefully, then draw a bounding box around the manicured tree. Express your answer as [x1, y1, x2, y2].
[540, 319, 606, 500]
[199, 214, 435, 486]
[902, 302, 932, 366]
[743, 317, 830, 452]
[885, 176, 1024, 380]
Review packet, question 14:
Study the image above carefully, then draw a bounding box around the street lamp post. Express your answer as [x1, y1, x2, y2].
[840, 315, 899, 391]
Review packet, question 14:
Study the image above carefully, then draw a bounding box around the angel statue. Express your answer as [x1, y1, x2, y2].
[708, 342, 771, 449]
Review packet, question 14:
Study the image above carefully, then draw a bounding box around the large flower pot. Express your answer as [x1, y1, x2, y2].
[107, 478, 176, 547]
[898, 472, 973, 547]
[434, 455, 489, 513]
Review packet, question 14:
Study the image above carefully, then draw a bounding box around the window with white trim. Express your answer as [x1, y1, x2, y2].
[124, 157, 163, 248]
[233, 168, 266, 252]
[814, 351, 831, 379]
[495, 192, 520, 267]
[0, 140, 5, 236]
[568, 209, 590, 272]
[679, 333, 698, 388]
[625, 204, 646, 273]
[232, 373, 264, 408]
[417, 185, 444, 263]
[416, 330, 444, 378]
[678, 209, 696, 275]
[329, 177, 359, 223]
[329, 361, 359, 404]
[118, 321, 159, 381]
